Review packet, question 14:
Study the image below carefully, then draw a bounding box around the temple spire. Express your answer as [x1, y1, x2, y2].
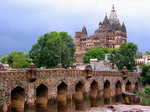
[102, 13, 111, 27]
[109, 4, 119, 25]
[121, 22, 126, 32]
[82, 26, 87, 35]
[112, 4, 115, 12]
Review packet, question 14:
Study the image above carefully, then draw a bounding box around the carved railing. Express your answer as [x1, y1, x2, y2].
[0, 68, 140, 81]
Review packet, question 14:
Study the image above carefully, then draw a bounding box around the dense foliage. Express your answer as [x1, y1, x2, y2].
[134, 86, 150, 106]
[29, 31, 75, 68]
[83, 46, 114, 63]
[141, 97, 150, 106]
[144, 86, 150, 95]
[0, 55, 7, 63]
[0, 52, 31, 68]
[141, 87, 150, 106]
[140, 65, 150, 85]
[109, 42, 137, 71]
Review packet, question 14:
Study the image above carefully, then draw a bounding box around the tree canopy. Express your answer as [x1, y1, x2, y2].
[0, 55, 7, 63]
[29, 31, 75, 68]
[144, 49, 150, 55]
[0, 52, 31, 68]
[109, 42, 138, 71]
[83, 46, 114, 63]
[140, 65, 150, 85]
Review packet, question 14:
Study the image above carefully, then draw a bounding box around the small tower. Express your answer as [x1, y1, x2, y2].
[82, 26, 88, 35]
[121, 22, 126, 32]
[103, 13, 111, 26]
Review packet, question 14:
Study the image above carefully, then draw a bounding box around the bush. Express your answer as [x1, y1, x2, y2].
[133, 89, 143, 96]
[144, 86, 150, 95]
[142, 97, 150, 106]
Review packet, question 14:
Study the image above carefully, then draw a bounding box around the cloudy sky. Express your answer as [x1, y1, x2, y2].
[0, 0, 150, 56]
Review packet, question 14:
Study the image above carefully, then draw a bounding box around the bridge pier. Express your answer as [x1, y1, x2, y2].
[25, 83, 35, 109]
[110, 85, 116, 104]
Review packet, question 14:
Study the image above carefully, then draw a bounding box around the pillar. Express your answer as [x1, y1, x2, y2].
[98, 83, 104, 106]
[110, 84, 116, 104]
[25, 83, 35, 109]
[0, 85, 10, 112]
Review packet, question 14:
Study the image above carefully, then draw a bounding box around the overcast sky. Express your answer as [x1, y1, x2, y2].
[0, 0, 150, 56]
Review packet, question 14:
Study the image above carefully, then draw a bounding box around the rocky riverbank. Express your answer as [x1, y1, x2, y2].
[88, 105, 150, 112]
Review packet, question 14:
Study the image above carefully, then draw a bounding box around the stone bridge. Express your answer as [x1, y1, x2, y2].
[0, 67, 140, 111]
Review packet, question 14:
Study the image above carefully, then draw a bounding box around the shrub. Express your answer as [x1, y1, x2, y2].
[144, 86, 150, 95]
[133, 89, 143, 96]
[142, 97, 150, 106]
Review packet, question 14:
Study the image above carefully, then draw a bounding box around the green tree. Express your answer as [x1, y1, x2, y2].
[83, 47, 113, 63]
[109, 49, 124, 70]
[0, 55, 7, 63]
[109, 42, 138, 71]
[7, 52, 31, 68]
[140, 65, 150, 85]
[7, 52, 22, 67]
[144, 49, 150, 55]
[29, 31, 75, 68]
[12, 53, 31, 68]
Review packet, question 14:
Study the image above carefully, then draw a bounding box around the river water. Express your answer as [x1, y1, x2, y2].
[11, 97, 121, 112]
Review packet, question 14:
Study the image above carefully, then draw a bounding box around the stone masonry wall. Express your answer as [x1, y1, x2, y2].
[0, 69, 140, 111]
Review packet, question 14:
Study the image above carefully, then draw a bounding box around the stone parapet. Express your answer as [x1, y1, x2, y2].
[0, 69, 140, 111]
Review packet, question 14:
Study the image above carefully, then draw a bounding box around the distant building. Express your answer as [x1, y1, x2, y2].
[135, 55, 150, 72]
[75, 5, 127, 64]
[90, 54, 117, 71]
[3, 62, 11, 69]
[0, 62, 11, 70]
[136, 55, 150, 66]
[143, 55, 150, 65]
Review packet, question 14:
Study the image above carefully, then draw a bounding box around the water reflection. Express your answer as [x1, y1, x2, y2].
[11, 96, 123, 112]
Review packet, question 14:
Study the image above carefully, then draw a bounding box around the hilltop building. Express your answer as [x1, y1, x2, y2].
[75, 5, 127, 64]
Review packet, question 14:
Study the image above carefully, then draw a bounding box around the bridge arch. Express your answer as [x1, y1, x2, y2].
[11, 82, 27, 93]
[35, 81, 49, 90]
[57, 82, 68, 103]
[36, 83, 48, 105]
[11, 86, 25, 111]
[74, 79, 85, 87]
[115, 80, 122, 102]
[125, 80, 132, 92]
[90, 80, 98, 99]
[103, 80, 111, 104]
[75, 81, 85, 101]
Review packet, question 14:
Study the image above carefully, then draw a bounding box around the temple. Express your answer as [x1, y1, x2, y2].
[75, 5, 127, 64]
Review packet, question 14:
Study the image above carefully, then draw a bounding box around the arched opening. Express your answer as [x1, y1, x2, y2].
[103, 80, 111, 104]
[90, 80, 98, 107]
[57, 82, 68, 112]
[125, 81, 132, 92]
[57, 82, 68, 103]
[75, 81, 84, 101]
[36, 84, 48, 106]
[115, 81, 122, 102]
[11, 86, 25, 111]
[75, 81, 84, 110]
[135, 82, 138, 91]
[90, 80, 98, 99]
